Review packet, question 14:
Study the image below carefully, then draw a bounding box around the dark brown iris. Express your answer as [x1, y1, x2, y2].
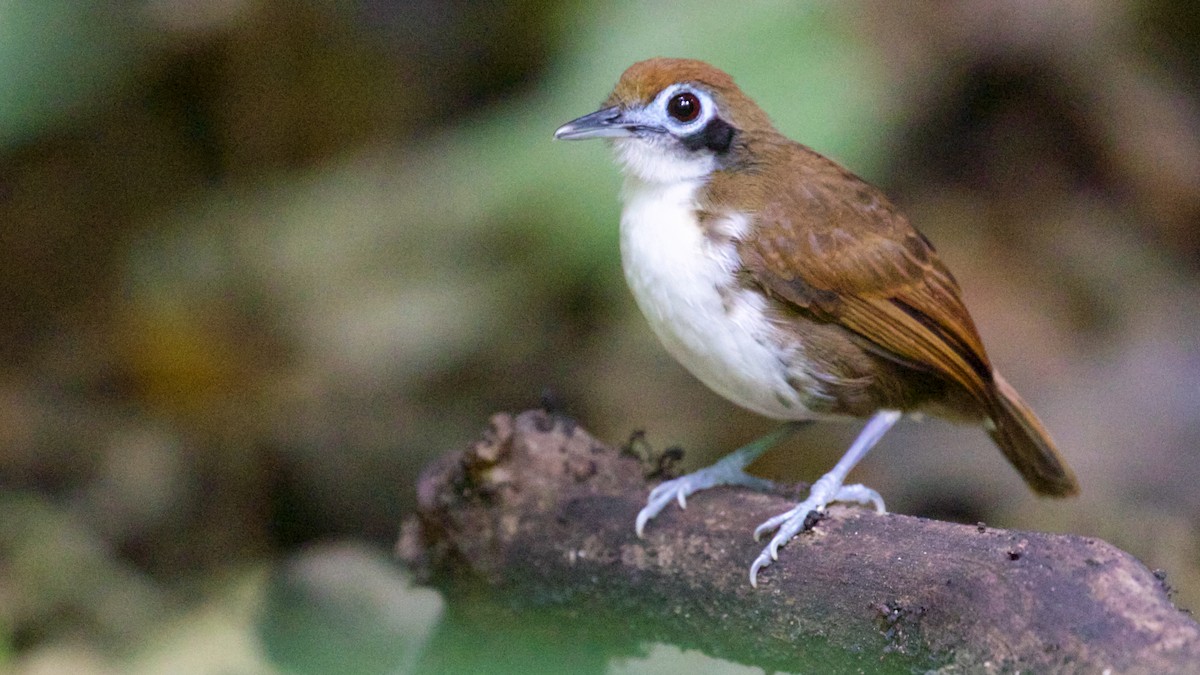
[667, 92, 700, 122]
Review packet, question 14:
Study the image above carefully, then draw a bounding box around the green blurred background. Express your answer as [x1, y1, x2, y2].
[1, 0, 1198, 672]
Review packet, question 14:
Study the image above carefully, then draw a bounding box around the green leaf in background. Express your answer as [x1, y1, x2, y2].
[414, 0, 894, 276]
[0, 0, 148, 149]
[258, 543, 443, 675]
[131, 0, 896, 393]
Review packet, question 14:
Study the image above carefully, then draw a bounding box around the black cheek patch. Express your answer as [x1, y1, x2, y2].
[681, 118, 736, 153]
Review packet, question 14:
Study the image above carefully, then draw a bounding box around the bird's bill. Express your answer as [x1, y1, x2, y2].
[553, 106, 638, 140]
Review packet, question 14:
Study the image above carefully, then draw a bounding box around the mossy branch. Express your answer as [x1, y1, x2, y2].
[399, 410, 1200, 673]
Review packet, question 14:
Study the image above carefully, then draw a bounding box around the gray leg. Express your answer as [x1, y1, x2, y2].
[749, 410, 901, 587]
[635, 422, 807, 537]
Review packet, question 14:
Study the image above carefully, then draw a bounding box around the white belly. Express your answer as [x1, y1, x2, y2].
[619, 177, 819, 420]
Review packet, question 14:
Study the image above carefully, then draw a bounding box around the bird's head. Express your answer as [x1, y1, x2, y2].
[554, 58, 776, 184]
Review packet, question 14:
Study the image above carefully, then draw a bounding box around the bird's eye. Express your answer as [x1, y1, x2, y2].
[667, 92, 701, 122]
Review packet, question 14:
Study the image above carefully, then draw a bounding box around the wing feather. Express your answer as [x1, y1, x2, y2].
[735, 145, 992, 399]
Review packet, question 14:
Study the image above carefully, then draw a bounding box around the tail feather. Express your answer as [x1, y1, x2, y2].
[985, 372, 1079, 497]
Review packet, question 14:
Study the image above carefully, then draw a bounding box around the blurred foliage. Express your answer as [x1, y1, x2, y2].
[258, 543, 442, 674]
[0, 0, 1198, 673]
[0, 1, 149, 149]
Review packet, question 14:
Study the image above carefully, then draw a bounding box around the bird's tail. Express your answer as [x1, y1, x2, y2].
[985, 372, 1079, 497]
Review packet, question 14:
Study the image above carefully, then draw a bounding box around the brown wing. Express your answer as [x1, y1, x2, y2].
[735, 147, 992, 400]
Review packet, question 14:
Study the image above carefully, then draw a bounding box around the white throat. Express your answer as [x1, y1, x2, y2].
[612, 137, 716, 184]
[617, 174, 822, 420]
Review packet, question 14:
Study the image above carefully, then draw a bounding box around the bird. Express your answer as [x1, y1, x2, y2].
[553, 58, 1078, 586]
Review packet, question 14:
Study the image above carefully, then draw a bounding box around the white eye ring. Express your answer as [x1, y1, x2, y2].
[655, 84, 715, 132]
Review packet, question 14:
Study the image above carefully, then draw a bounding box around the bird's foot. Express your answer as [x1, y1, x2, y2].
[748, 477, 885, 587]
[635, 461, 775, 537]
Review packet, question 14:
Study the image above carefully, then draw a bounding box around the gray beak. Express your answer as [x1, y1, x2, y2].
[553, 106, 637, 140]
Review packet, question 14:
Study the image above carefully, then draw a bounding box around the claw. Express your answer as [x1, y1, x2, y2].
[749, 553, 770, 587]
[634, 462, 783, 537]
[741, 411, 902, 586]
[636, 485, 678, 537]
[633, 425, 803, 539]
[753, 505, 805, 541]
[753, 519, 769, 540]
[837, 483, 886, 513]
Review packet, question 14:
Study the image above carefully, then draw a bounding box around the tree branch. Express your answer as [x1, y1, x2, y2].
[398, 410, 1200, 672]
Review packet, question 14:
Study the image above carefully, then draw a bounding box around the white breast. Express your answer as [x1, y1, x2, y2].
[619, 177, 820, 420]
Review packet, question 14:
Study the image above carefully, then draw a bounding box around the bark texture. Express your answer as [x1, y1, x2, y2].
[398, 410, 1200, 673]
